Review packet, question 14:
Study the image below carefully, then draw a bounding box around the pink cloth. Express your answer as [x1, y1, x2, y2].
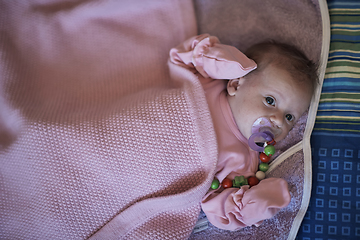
[170, 34, 257, 79]
[170, 34, 291, 230]
[0, 1, 219, 239]
[202, 178, 291, 230]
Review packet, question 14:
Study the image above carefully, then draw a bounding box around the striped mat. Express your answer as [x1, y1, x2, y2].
[314, 1, 360, 138]
[297, 0, 360, 239]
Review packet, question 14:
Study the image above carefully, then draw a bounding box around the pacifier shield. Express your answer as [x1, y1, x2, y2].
[251, 117, 272, 134]
[248, 117, 278, 152]
[251, 117, 282, 138]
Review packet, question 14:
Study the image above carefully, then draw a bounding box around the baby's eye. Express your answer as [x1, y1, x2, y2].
[265, 96, 275, 106]
[286, 114, 294, 122]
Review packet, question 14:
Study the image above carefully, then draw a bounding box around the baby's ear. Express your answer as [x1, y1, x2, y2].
[227, 78, 241, 96]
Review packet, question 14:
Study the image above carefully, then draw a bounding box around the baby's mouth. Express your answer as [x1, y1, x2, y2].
[248, 117, 281, 152]
[251, 117, 282, 139]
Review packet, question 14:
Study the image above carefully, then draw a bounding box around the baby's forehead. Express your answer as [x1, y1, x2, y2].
[266, 52, 316, 92]
[262, 61, 314, 92]
[254, 64, 313, 98]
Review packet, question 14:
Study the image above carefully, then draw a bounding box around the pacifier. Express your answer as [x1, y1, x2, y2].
[248, 117, 281, 152]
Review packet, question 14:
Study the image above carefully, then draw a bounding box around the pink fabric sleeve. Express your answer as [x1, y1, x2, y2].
[201, 178, 291, 231]
[169, 34, 257, 79]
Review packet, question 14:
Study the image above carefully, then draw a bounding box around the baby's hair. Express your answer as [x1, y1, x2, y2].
[244, 41, 318, 94]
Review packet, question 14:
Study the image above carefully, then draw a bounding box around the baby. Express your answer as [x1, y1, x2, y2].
[170, 34, 317, 230]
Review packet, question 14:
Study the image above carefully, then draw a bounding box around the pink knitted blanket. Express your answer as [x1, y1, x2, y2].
[0, 0, 326, 239]
[0, 1, 217, 239]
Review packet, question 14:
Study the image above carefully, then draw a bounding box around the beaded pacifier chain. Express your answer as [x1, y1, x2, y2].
[210, 138, 276, 190]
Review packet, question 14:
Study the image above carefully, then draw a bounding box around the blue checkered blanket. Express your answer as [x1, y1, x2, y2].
[297, 1, 360, 239]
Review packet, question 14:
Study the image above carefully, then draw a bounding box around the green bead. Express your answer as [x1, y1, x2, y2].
[264, 145, 275, 156]
[211, 179, 220, 189]
[259, 163, 269, 172]
[233, 176, 247, 188]
[243, 178, 248, 186]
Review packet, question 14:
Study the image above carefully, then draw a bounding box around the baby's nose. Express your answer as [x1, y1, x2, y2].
[270, 112, 284, 127]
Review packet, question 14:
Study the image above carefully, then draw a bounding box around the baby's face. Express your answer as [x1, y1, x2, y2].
[227, 64, 313, 142]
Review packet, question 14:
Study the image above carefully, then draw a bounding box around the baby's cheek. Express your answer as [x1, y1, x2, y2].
[282, 127, 293, 139]
[276, 131, 288, 142]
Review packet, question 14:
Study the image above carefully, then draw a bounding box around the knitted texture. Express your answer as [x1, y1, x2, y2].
[0, 1, 219, 239]
[1, 86, 217, 239]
